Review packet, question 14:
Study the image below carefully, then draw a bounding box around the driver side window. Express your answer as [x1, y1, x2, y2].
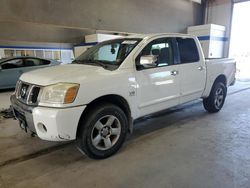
[136, 38, 174, 70]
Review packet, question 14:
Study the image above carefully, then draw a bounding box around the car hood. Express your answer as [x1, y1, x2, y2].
[20, 64, 111, 86]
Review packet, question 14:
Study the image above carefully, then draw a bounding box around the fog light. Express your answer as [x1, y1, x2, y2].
[37, 123, 47, 133]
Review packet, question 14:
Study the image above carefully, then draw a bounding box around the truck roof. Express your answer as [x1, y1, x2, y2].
[125, 33, 195, 39]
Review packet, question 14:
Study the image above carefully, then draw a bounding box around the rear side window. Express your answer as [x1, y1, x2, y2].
[176, 38, 199, 63]
[1, 59, 24, 69]
[39, 59, 50, 65]
[24, 58, 50, 67]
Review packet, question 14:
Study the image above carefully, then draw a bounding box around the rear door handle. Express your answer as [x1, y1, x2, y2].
[171, 70, 179, 76]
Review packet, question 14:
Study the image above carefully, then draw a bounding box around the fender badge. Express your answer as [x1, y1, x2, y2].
[129, 91, 135, 96]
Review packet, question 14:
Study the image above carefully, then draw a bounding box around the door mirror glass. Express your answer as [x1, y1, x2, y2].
[140, 55, 157, 65]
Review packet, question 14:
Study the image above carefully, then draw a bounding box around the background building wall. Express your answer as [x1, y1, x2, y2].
[205, 0, 233, 57]
[0, 0, 203, 44]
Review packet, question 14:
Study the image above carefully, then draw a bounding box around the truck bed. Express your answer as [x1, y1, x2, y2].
[202, 58, 236, 97]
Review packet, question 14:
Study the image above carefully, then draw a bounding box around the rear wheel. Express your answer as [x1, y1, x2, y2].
[203, 82, 227, 113]
[76, 103, 128, 159]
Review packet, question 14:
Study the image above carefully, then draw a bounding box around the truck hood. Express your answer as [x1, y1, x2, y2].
[20, 64, 110, 86]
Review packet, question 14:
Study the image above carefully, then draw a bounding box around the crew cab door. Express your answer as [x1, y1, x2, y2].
[176, 37, 206, 103]
[135, 37, 181, 117]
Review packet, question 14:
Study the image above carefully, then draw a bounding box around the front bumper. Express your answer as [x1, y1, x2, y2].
[11, 95, 86, 141]
[10, 95, 36, 133]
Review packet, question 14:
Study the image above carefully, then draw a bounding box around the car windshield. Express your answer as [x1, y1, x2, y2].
[73, 38, 142, 68]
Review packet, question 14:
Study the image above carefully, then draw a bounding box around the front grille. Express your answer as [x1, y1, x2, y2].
[19, 82, 29, 100]
[30, 87, 40, 104]
[16, 81, 41, 105]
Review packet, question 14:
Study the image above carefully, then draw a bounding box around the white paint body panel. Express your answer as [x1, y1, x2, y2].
[202, 58, 236, 97]
[32, 105, 86, 141]
[18, 33, 236, 141]
[136, 65, 181, 117]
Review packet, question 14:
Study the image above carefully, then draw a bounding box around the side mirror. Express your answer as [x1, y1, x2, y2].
[140, 55, 157, 65]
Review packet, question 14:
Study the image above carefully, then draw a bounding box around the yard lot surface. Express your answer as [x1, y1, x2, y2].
[0, 82, 250, 188]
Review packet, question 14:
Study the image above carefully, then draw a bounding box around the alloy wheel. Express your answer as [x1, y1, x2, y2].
[214, 87, 224, 109]
[91, 115, 121, 150]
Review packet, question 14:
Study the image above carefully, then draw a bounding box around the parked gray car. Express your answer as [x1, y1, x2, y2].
[0, 56, 61, 89]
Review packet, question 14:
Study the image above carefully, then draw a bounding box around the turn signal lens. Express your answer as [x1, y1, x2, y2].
[40, 83, 80, 104]
[64, 85, 79, 104]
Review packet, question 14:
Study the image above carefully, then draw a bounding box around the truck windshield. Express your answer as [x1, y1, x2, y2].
[73, 38, 142, 67]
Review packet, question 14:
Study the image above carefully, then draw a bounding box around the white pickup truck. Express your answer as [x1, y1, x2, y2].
[11, 33, 236, 159]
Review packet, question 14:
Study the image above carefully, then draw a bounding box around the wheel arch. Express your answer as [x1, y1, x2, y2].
[76, 94, 133, 138]
[214, 74, 227, 87]
[203, 74, 227, 98]
[203, 74, 227, 113]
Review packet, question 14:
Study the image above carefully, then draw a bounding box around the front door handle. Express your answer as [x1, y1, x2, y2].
[198, 66, 204, 71]
[171, 70, 179, 76]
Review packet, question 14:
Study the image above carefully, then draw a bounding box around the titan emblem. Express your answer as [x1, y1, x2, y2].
[20, 86, 27, 98]
[129, 91, 135, 96]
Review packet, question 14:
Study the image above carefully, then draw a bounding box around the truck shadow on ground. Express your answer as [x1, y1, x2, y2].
[130, 100, 207, 141]
[0, 100, 211, 168]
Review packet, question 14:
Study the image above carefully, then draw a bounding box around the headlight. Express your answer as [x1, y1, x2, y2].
[40, 83, 79, 104]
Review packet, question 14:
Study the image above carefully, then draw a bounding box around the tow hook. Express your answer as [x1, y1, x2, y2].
[31, 132, 37, 137]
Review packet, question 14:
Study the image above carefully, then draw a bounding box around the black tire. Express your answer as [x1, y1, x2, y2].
[76, 103, 128, 159]
[203, 82, 227, 113]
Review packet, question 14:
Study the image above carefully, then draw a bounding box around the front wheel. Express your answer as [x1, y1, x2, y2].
[203, 82, 227, 113]
[76, 103, 128, 159]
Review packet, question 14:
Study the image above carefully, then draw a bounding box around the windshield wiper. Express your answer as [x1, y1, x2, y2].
[90, 60, 109, 69]
[73, 59, 108, 69]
